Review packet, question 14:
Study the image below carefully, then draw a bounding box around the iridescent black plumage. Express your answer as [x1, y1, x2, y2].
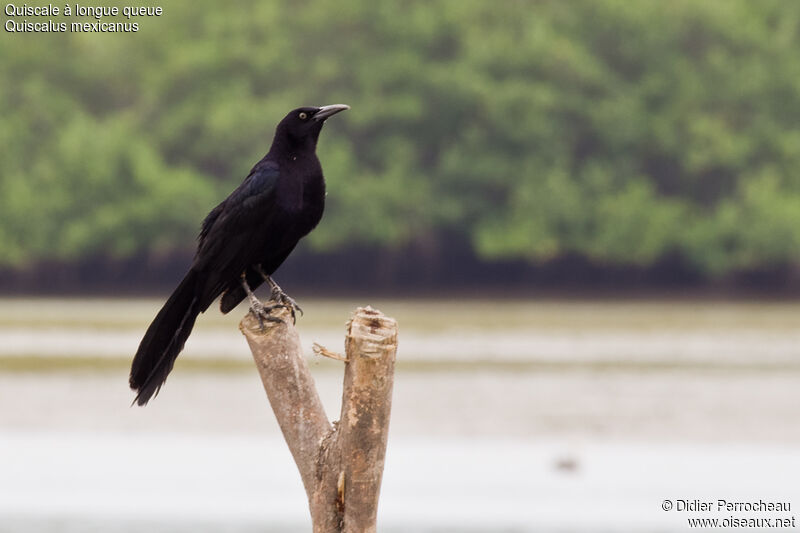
[129, 105, 349, 405]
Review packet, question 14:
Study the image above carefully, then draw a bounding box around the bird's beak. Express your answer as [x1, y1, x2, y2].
[313, 104, 350, 122]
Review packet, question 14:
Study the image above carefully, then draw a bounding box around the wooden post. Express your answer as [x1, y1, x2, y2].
[240, 306, 397, 533]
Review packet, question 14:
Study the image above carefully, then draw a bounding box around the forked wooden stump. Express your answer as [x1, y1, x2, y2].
[240, 306, 398, 533]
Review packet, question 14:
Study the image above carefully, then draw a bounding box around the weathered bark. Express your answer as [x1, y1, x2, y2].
[240, 306, 398, 533]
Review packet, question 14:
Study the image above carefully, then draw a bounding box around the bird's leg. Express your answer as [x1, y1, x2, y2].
[255, 266, 303, 323]
[240, 272, 283, 329]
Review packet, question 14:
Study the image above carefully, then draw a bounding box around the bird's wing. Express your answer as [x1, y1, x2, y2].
[198, 201, 225, 250]
[192, 159, 281, 306]
[196, 159, 280, 254]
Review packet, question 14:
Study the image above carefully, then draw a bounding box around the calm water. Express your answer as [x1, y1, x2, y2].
[1, 298, 799, 532]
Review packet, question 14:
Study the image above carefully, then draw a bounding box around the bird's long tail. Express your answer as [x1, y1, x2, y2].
[129, 269, 202, 406]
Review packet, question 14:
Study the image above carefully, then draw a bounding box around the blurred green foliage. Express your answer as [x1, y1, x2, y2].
[2, 0, 800, 276]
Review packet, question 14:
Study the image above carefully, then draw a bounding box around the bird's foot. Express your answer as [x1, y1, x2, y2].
[259, 271, 303, 324]
[241, 271, 289, 330]
[247, 298, 286, 331]
[271, 289, 303, 323]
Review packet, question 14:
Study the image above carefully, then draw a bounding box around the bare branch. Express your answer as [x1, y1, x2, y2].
[338, 307, 397, 532]
[240, 309, 331, 495]
[240, 305, 398, 532]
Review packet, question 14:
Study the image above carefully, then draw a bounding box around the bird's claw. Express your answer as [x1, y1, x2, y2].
[269, 288, 302, 324]
[270, 291, 303, 316]
[257, 269, 303, 325]
[248, 300, 286, 331]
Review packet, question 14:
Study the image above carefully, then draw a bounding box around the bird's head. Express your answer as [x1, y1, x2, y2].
[273, 104, 350, 153]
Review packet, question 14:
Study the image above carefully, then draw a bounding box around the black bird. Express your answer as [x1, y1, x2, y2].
[129, 104, 349, 406]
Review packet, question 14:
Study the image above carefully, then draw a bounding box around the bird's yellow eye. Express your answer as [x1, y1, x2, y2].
[299, 112, 308, 120]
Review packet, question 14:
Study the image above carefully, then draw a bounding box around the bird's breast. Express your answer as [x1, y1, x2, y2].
[275, 170, 325, 237]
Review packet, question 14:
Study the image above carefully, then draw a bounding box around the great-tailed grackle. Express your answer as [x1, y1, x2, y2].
[129, 104, 349, 405]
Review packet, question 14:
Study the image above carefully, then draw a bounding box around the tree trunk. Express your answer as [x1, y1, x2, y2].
[240, 306, 397, 532]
